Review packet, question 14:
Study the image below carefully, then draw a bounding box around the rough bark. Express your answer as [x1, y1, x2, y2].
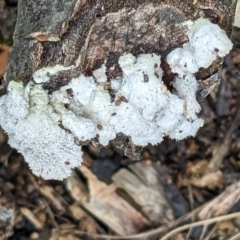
[1, 0, 237, 158]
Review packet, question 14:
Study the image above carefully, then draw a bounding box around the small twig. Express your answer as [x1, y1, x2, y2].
[71, 202, 214, 240]
[27, 171, 60, 230]
[229, 232, 240, 240]
[161, 212, 240, 240]
[68, 182, 240, 240]
[186, 182, 194, 240]
[199, 192, 226, 240]
[207, 106, 240, 173]
[73, 212, 192, 240]
[199, 223, 208, 240]
[43, 198, 59, 230]
[203, 225, 217, 240]
[78, 202, 240, 240]
[199, 193, 222, 240]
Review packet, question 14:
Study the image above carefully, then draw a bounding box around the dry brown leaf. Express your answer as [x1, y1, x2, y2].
[217, 220, 236, 238]
[190, 171, 225, 190]
[185, 160, 209, 178]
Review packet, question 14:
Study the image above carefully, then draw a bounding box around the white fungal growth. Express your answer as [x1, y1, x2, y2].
[33, 64, 74, 83]
[0, 82, 82, 180]
[64, 75, 96, 105]
[0, 18, 233, 180]
[167, 17, 233, 120]
[110, 77, 122, 92]
[167, 18, 233, 76]
[93, 64, 108, 83]
[186, 18, 232, 68]
[50, 90, 96, 141]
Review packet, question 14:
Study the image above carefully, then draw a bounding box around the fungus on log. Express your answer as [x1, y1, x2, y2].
[0, 0, 236, 180]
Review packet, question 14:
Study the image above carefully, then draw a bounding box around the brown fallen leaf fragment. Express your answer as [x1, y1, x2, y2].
[69, 204, 87, 220]
[77, 216, 100, 235]
[189, 171, 225, 190]
[216, 220, 238, 239]
[185, 160, 209, 178]
[81, 151, 93, 168]
[184, 160, 225, 190]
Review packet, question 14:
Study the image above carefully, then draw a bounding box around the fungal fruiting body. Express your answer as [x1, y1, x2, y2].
[0, 18, 233, 180]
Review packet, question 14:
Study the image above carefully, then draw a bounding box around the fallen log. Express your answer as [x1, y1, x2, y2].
[0, 0, 236, 180]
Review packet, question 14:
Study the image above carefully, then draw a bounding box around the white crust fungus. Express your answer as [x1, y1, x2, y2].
[93, 64, 108, 83]
[33, 64, 74, 83]
[0, 18, 233, 180]
[167, 18, 233, 76]
[0, 82, 82, 180]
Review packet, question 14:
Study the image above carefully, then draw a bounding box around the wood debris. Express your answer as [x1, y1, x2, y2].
[77, 165, 150, 236]
[112, 163, 174, 223]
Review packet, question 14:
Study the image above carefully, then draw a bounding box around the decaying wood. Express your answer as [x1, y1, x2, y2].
[66, 171, 89, 203]
[112, 162, 174, 223]
[75, 165, 150, 235]
[4, 0, 236, 86]
[1, 0, 237, 158]
[234, 0, 240, 28]
[71, 179, 240, 239]
[69, 203, 101, 234]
